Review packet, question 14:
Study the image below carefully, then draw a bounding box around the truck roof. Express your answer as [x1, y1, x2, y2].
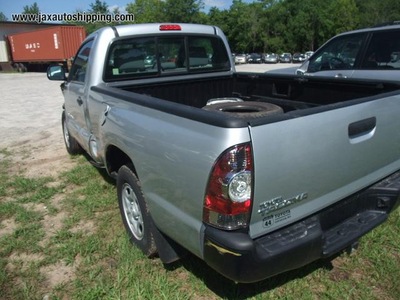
[90, 23, 220, 39]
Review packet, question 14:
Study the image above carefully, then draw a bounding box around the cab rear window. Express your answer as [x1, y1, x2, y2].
[104, 35, 230, 81]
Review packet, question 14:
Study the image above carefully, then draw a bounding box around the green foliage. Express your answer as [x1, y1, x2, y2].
[22, 2, 40, 15]
[355, 0, 400, 27]
[126, 0, 166, 23]
[126, 0, 204, 24]
[163, 0, 204, 23]
[0, 11, 7, 21]
[207, 0, 400, 53]
[80, 0, 111, 33]
[90, 0, 109, 14]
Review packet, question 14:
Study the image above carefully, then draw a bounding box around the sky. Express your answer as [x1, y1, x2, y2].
[0, 0, 242, 20]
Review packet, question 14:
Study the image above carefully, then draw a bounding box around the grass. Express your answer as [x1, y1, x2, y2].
[0, 147, 400, 300]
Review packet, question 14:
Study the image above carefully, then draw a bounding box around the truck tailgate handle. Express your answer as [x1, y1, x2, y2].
[348, 117, 376, 143]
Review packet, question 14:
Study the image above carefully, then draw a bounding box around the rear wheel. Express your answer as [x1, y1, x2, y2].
[117, 165, 157, 257]
[62, 112, 81, 155]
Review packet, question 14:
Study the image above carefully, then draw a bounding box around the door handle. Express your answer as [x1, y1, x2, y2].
[101, 105, 111, 126]
[348, 117, 376, 143]
[77, 97, 83, 106]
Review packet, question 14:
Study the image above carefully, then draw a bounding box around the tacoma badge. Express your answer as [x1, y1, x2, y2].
[258, 192, 308, 215]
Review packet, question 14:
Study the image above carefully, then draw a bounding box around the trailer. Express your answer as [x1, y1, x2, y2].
[7, 25, 86, 72]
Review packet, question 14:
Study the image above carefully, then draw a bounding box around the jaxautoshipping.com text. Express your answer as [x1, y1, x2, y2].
[12, 12, 135, 24]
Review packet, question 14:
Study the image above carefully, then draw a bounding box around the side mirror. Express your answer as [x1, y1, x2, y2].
[47, 65, 67, 81]
[296, 60, 309, 76]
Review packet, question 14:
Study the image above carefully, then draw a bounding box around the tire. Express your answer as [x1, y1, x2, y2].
[203, 101, 283, 119]
[117, 165, 157, 257]
[62, 112, 81, 155]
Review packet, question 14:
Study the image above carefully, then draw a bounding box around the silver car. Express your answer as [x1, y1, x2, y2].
[264, 53, 278, 64]
[296, 22, 400, 80]
[234, 54, 247, 64]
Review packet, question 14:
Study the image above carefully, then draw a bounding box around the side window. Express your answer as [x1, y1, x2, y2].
[69, 39, 94, 83]
[308, 33, 365, 73]
[361, 30, 400, 70]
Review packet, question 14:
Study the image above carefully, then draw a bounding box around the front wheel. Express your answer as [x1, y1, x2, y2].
[117, 165, 157, 257]
[61, 112, 81, 155]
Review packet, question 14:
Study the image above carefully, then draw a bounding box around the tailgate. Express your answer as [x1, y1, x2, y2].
[249, 93, 400, 238]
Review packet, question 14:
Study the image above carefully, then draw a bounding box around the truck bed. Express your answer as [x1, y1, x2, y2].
[110, 73, 400, 126]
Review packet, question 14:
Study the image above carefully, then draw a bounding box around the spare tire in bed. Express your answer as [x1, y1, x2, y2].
[202, 101, 283, 118]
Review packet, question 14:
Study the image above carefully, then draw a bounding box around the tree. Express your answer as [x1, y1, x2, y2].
[22, 2, 40, 15]
[73, 0, 117, 34]
[264, 0, 294, 52]
[163, 0, 204, 23]
[329, 0, 359, 35]
[284, 0, 334, 52]
[207, 7, 230, 34]
[224, 0, 252, 53]
[0, 11, 7, 21]
[264, 0, 346, 53]
[247, 2, 267, 52]
[355, 0, 400, 27]
[89, 0, 109, 14]
[126, 0, 166, 23]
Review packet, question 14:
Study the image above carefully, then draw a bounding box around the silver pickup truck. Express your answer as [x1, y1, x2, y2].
[47, 23, 400, 283]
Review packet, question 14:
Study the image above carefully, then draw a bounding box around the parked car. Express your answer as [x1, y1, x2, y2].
[296, 22, 400, 80]
[248, 53, 263, 63]
[234, 53, 247, 64]
[292, 53, 306, 63]
[304, 51, 314, 59]
[279, 53, 292, 63]
[144, 55, 156, 67]
[264, 53, 278, 63]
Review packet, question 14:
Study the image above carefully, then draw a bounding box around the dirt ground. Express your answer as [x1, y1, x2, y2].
[0, 72, 75, 177]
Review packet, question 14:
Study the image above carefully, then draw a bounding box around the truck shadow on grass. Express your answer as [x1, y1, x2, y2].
[167, 251, 339, 299]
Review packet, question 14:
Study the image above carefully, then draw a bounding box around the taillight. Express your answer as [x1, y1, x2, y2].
[203, 143, 253, 230]
[159, 24, 181, 31]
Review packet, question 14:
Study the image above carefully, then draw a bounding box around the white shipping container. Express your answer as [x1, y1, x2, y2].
[0, 41, 9, 62]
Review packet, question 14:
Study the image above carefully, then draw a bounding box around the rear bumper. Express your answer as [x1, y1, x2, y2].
[203, 171, 400, 283]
